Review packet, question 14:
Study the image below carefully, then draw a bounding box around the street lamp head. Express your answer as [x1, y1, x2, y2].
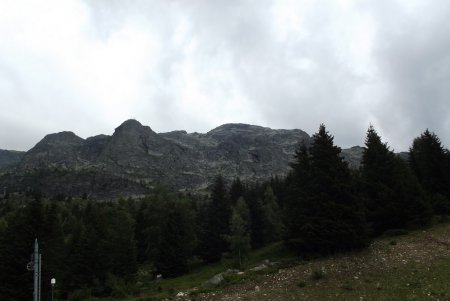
[51, 278, 56, 285]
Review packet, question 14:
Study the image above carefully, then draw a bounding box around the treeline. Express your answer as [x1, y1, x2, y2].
[283, 125, 449, 256]
[0, 125, 449, 301]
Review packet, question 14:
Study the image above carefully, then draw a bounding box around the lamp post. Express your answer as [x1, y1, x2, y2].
[51, 278, 56, 301]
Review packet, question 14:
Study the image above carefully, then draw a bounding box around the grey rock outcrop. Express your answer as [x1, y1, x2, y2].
[0, 149, 25, 169]
[0, 119, 336, 199]
[19, 131, 86, 170]
[340, 146, 365, 169]
[202, 273, 225, 288]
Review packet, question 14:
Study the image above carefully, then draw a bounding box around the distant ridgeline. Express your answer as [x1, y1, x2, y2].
[0, 120, 312, 198]
[0, 149, 25, 169]
[0, 119, 401, 199]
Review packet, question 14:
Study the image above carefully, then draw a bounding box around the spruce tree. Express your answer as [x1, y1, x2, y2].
[155, 199, 196, 277]
[391, 155, 432, 228]
[0, 210, 35, 301]
[361, 125, 398, 235]
[0, 196, 45, 301]
[285, 124, 368, 256]
[244, 183, 265, 248]
[230, 177, 245, 205]
[260, 186, 282, 244]
[40, 203, 65, 301]
[361, 126, 431, 235]
[227, 197, 251, 269]
[409, 129, 450, 213]
[199, 175, 231, 263]
[284, 143, 311, 249]
[102, 206, 137, 278]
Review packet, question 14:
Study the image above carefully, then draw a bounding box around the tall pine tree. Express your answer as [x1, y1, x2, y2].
[227, 197, 251, 269]
[198, 175, 231, 263]
[285, 124, 368, 256]
[361, 125, 431, 235]
[409, 129, 450, 213]
[260, 186, 282, 244]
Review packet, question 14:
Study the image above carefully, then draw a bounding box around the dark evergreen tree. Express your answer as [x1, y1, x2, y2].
[361, 125, 398, 235]
[136, 190, 197, 278]
[62, 220, 88, 297]
[230, 177, 245, 205]
[361, 126, 431, 235]
[102, 206, 137, 278]
[226, 197, 251, 269]
[270, 175, 288, 209]
[0, 196, 45, 301]
[409, 129, 450, 213]
[154, 198, 196, 277]
[0, 210, 35, 301]
[285, 124, 368, 256]
[82, 203, 110, 294]
[260, 186, 282, 244]
[135, 201, 149, 263]
[198, 175, 231, 263]
[40, 203, 65, 301]
[284, 143, 311, 250]
[391, 155, 432, 228]
[244, 183, 265, 248]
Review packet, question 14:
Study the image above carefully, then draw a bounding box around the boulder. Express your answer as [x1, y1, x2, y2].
[203, 273, 224, 288]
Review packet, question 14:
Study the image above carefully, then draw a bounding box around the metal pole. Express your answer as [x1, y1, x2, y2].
[51, 278, 56, 301]
[33, 239, 38, 301]
[38, 253, 42, 301]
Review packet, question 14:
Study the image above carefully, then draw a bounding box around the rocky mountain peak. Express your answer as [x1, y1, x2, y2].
[110, 119, 160, 145]
[0, 120, 367, 199]
[38, 131, 84, 145]
[26, 131, 84, 155]
[114, 119, 149, 133]
[19, 131, 85, 170]
[101, 119, 168, 166]
[206, 123, 267, 137]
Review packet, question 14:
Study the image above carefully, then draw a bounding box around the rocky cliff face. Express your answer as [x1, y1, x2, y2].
[0, 149, 25, 169]
[0, 120, 316, 198]
[340, 146, 365, 169]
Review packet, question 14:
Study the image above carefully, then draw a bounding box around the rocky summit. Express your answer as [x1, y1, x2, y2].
[0, 120, 313, 199]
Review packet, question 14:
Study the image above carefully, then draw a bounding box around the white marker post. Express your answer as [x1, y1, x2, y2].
[51, 278, 56, 301]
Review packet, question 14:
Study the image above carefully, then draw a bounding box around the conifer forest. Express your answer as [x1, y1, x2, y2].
[1, 125, 449, 301]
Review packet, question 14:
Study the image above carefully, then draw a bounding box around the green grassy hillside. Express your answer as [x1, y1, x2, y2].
[122, 222, 450, 301]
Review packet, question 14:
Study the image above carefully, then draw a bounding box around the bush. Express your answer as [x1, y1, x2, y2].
[311, 269, 325, 280]
[341, 282, 353, 291]
[297, 281, 306, 288]
[68, 289, 92, 301]
[383, 229, 409, 237]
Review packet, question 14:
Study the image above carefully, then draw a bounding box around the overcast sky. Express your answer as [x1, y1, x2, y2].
[1, 0, 449, 152]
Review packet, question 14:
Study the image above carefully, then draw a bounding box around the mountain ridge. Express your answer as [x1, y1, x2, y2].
[0, 120, 363, 199]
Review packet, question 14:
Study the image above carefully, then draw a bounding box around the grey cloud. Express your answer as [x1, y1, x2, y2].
[1, 0, 449, 151]
[369, 0, 450, 150]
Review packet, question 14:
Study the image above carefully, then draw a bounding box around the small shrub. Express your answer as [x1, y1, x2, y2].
[223, 273, 246, 285]
[168, 287, 175, 295]
[297, 281, 306, 288]
[341, 283, 353, 291]
[437, 215, 449, 224]
[68, 289, 92, 301]
[383, 229, 409, 237]
[311, 269, 325, 280]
